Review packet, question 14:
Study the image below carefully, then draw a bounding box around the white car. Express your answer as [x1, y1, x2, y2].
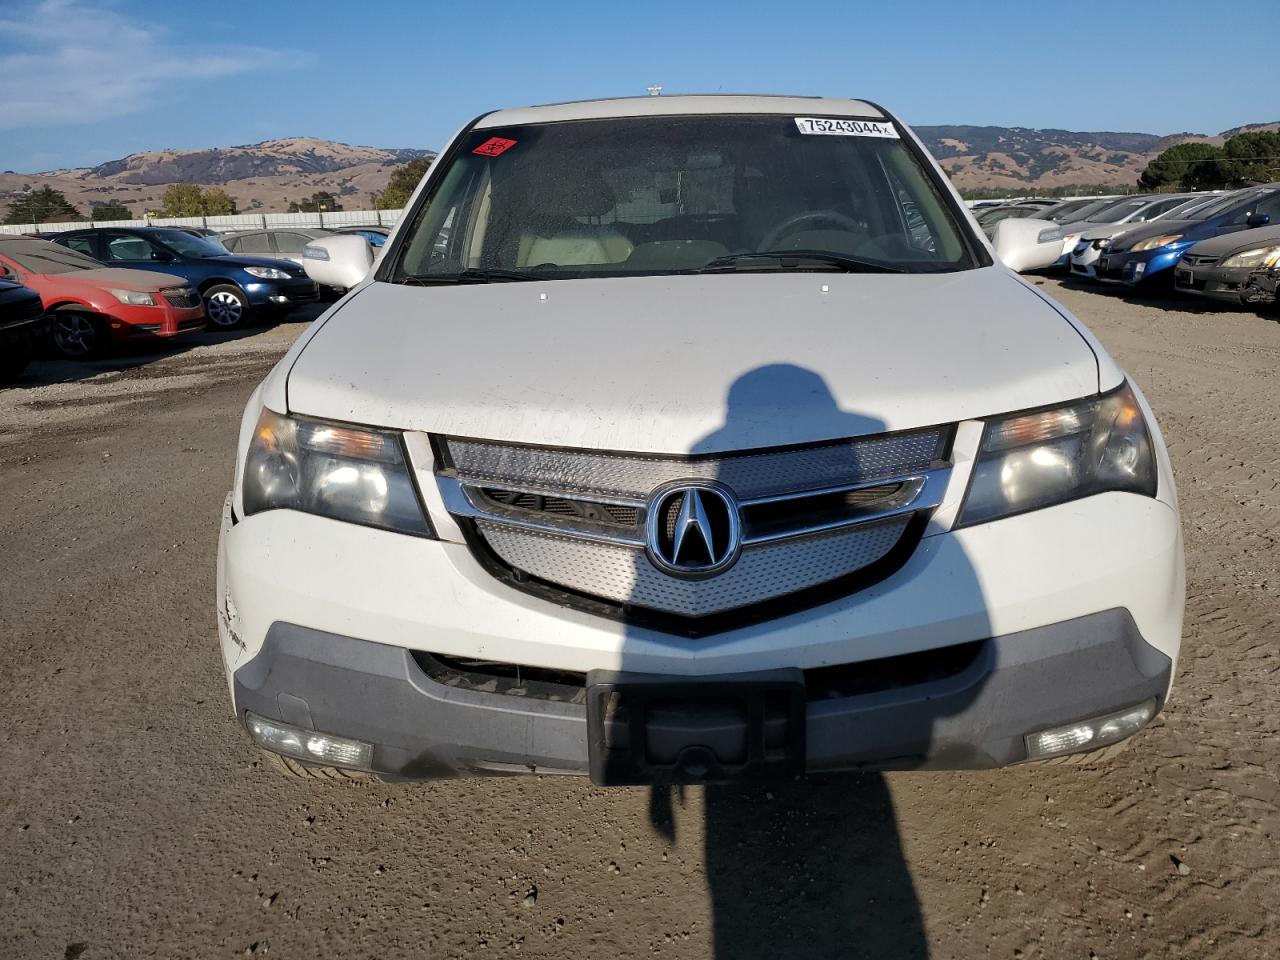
[217, 95, 1183, 784]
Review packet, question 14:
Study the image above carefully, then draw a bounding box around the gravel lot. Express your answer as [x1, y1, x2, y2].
[1, 283, 1277, 960]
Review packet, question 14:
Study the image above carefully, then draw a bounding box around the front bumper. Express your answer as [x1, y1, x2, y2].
[1095, 245, 1192, 285]
[243, 277, 320, 310]
[218, 482, 1185, 778]
[107, 302, 206, 341]
[1175, 262, 1277, 305]
[232, 609, 1171, 778]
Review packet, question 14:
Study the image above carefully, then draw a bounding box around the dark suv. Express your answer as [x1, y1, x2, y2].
[54, 227, 318, 329]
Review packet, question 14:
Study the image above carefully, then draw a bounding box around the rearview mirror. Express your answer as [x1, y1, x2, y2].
[991, 217, 1064, 273]
[300, 234, 375, 290]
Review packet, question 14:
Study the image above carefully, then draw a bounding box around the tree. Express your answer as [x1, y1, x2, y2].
[90, 201, 133, 221]
[1138, 142, 1223, 191]
[159, 184, 238, 217]
[1219, 131, 1280, 186]
[374, 157, 432, 209]
[3, 186, 82, 224]
[287, 191, 342, 213]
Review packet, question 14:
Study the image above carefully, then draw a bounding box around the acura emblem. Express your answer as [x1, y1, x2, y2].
[645, 481, 742, 579]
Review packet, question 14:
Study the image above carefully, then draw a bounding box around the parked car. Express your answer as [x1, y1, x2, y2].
[1059, 193, 1208, 275]
[1039, 196, 1121, 224]
[222, 228, 334, 266]
[0, 277, 47, 382]
[0, 237, 205, 358]
[1094, 185, 1280, 287]
[1173, 224, 1280, 306]
[53, 227, 318, 329]
[218, 94, 1182, 783]
[975, 203, 1051, 239]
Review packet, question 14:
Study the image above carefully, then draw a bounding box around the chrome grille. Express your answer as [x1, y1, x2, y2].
[1180, 255, 1218, 268]
[476, 517, 911, 618]
[438, 429, 951, 625]
[445, 430, 943, 499]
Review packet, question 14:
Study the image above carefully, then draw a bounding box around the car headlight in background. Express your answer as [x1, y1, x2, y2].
[242, 408, 433, 537]
[302, 244, 330, 261]
[1037, 226, 1063, 244]
[243, 266, 293, 280]
[1130, 234, 1184, 252]
[107, 288, 157, 306]
[1220, 245, 1280, 269]
[957, 381, 1157, 527]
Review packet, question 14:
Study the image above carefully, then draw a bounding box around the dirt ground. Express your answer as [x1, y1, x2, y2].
[1, 281, 1277, 960]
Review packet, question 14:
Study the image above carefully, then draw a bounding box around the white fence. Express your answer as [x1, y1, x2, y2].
[0, 208, 406, 236]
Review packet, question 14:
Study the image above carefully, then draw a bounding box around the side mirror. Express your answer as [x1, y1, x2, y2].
[300, 234, 375, 290]
[991, 217, 1063, 273]
[1246, 212, 1271, 229]
[151, 249, 176, 262]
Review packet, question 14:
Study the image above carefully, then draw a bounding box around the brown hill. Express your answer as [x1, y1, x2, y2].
[0, 123, 1272, 221]
[0, 138, 434, 220]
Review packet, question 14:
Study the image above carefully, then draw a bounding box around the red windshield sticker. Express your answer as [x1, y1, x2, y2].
[473, 136, 518, 157]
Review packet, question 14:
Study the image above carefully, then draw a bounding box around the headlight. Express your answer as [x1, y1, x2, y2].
[1037, 227, 1063, 244]
[108, 288, 157, 306]
[957, 381, 1157, 527]
[302, 244, 330, 261]
[1131, 234, 1183, 252]
[242, 408, 433, 537]
[243, 266, 292, 280]
[1220, 244, 1280, 269]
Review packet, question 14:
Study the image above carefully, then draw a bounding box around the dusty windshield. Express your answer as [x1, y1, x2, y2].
[392, 115, 979, 281]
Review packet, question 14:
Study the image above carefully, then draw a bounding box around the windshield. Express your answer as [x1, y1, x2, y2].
[152, 229, 230, 257]
[1089, 198, 1152, 224]
[1179, 191, 1250, 221]
[391, 115, 979, 281]
[2, 241, 101, 274]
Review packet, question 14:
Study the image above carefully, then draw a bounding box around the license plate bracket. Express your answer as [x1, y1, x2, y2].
[586, 669, 806, 786]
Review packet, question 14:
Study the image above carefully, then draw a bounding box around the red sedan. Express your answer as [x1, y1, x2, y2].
[0, 237, 206, 359]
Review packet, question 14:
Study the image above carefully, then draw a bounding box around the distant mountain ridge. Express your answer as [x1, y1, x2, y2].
[0, 123, 1274, 221]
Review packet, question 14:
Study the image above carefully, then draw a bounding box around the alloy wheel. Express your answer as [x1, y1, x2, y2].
[206, 291, 244, 327]
[53, 313, 95, 358]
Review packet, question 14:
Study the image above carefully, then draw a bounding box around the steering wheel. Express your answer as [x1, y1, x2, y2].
[758, 210, 862, 251]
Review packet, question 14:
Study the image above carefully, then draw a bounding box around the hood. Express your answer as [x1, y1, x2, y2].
[210, 254, 305, 273]
[1076, 222, 1147, 242]
[1107, 219, 1202, 252]
[63, 268, 189, 292]
[1185, 223, 1280, 259]
[285, 270, 1101, 454]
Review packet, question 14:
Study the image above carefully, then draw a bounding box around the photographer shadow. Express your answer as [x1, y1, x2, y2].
[627, 364, 992, 959]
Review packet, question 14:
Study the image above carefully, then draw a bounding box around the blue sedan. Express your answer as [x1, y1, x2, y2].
[1095, 186, 1280, 287]
[54, 227, 319, 329]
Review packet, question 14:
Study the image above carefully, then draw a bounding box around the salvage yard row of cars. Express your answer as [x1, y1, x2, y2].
[974, 185, 1280, 307]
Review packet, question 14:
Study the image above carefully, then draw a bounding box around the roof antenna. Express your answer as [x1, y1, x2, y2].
[647, 85, 662, 97]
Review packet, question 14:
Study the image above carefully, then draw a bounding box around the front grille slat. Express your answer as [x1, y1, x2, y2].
[439, 428, 952, 628]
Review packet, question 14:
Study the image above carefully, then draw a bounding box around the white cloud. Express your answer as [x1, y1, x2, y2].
[0, 0, 308, 130]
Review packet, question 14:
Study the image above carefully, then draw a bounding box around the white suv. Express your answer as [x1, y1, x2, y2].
[217, 95, 1183, 784]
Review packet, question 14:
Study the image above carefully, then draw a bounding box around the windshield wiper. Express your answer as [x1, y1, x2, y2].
[395, 268, 543, 285]
[693, 250, 905, 274]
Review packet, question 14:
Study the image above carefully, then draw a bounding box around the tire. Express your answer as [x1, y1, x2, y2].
[203, 284, 250, 330]
[50, 310, 103, 360]
[0, 336, 33, 382]
[261, 749, 377, 783]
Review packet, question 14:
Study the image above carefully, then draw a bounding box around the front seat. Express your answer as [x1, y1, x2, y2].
[518, 168, 633, 267]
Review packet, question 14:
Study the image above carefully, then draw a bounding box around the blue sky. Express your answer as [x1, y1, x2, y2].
[1, 0, 1276, 172]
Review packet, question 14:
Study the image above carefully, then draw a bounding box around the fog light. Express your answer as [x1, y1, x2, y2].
[269, 294, 290, 304]
[1023, 699, 1156, 761]
[246, 712, 373, 769]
